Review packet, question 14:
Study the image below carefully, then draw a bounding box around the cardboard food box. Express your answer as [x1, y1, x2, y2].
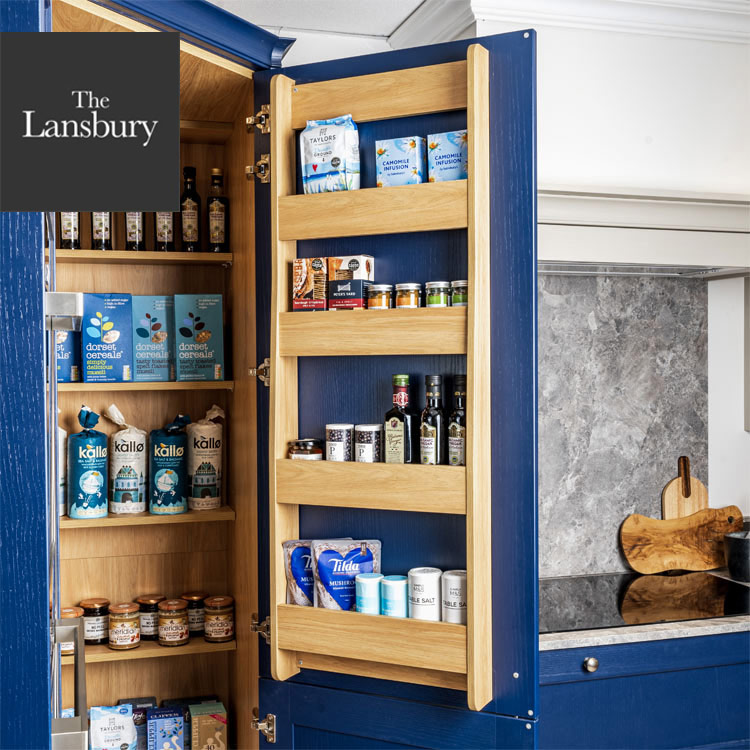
[327, 255, 374, 281]
[82, 294, 133, 383]
[162, 694, 218, 750]
[189, 702, 227, 750]
[55, 330, 81, 382]
[328, 279, 371, 309]
[132, 295, 175, 382]
[427, 130, 468, 182]
[174, 294, 224, 381]
[293, 257, 327, 310]
[147, 708, 184, 750]
[118, 697, 156, 750]
[375, 137, 426, 186]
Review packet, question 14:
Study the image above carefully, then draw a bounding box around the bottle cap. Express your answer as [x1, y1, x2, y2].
[454, 374, 467, 389]
[425, 375, 442, 386]
[183, 166, 196, 178]
[392, 374, 409, 386]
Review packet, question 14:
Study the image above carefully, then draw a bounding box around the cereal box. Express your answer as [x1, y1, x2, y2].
[375, 137, 426, 187]
[189, 702, 227, 750]
[174, 295, 224, 381]
[132, 295, 175, 382]
[147, 708, 184, 750]
[82, 294, 133, 383]
[427, 130, 468, 182]
[293, 257, 327, 311]
[55, 330, 81, 382]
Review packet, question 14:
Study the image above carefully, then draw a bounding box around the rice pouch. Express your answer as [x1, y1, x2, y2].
[67, 406, 108, 519]
[105, 404, 147, 514]
[186, 404, 224, 510]
[149, 414, 190, 515]
[283, 540, 314, 606]
[311, 539, 381, 610]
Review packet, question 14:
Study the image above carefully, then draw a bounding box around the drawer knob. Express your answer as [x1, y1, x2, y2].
[583, 657, 599, 673]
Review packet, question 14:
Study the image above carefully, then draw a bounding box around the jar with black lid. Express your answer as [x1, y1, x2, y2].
[287, 439, 324, 460]
[135, 594, 165, 641]
[180, 591, 209, 636]
[79, 598, 110, 645]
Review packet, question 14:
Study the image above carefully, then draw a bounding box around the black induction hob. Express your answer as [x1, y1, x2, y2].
[539, 571, 750, 634]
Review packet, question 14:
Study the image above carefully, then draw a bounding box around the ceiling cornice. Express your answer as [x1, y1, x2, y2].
[389, 0, 475, 49]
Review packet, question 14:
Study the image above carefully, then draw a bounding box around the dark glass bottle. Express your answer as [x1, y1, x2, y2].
[91, 211, 113, 251]
[207, 168, 229, 253]
[180, 166, 201, 252]
[384, 374, 417, 464]
[60, 212, 80, 249]
[420, 375, 446, 465]
[448, 374, 466, 466]
[154, 212, 175, 252]
[125, 211, 145, 251]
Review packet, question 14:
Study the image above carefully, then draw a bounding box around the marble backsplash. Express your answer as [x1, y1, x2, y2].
[538, 275, 708, 577]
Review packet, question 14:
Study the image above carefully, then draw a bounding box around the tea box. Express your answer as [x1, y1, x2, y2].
[55, 330, 81, 382]
[375, 136, 426, 186]
[132, 295, 175, 382]
[427, 130, 468, 182]
[147, 708, 184, 750]
[174, 294, 224, 381]
[293, 257, 327, 310]
[189, 702, 227, 750]
[82, 294, 133, 382]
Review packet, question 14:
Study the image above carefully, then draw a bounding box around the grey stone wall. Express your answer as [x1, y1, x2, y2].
[538, 275, 708, 577]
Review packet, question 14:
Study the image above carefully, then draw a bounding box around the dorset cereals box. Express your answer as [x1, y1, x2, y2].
[132, 295, 175, 382]
[174, 295, 224, 381]
[82, 294, 133, 383]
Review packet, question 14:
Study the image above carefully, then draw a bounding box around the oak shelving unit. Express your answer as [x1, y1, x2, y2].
[61, 639, 236, 666]
[59, 381, 234, 392]
[54, 249, 233, 266]
[59, 506, 236, 529]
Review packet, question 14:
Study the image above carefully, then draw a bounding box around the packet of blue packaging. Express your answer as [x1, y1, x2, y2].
[61, 708, 75, 718]
[427, 130, 468, 182]
[375, 136, 426, 186]
[67, 406, 108, 519]
[55, 330, 81, 382]
[82, 293, 133, 382]
[90, 704, 137, 750]
[118, 697, 156, 750]
[283, 540, 314, 606]
[147, 708, 184, 750]
[161, 696, 218, 750]
[300, 114, 360, 194]
[311, 539, 382, 610]
[149, 415, 190, 515]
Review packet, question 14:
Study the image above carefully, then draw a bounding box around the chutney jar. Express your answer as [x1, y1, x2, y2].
[204, 596, 234, 642]
[79, 597, 110, 645]
[60, 606, 83, 656]
[135, 594, 164, 641]
[180, 590, 209, 637]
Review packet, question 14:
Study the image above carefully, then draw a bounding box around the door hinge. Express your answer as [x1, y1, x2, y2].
[249, 358, 271, 387]
[247, 104, 270, 134]
[252, 708, 276, 744]
[246, 154, 271, 183]
[251, 613, 271, 643]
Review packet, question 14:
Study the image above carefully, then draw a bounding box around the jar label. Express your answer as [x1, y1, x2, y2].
[204, 613, 234, 639]
[355, 442, 376, 463]
[60, 641, 75, 654]
[209, 200, 225, 243]
[426, 295, 449, 307]
[452, 293, 468, 307]
[188, 608, 204, 631]
[61, 213, 78, 240]
[182, 199, 198, 242]
[384, 418, 404, 463]
[420, 425, 437, 465]
[448, 422, 465, 466]
[326, 441, 346, 462]
[84, 615, 108, 640]
[156, 212, 174, 242]
[159, 616, 189, 642]
[92, 213, 110, 240]
[140, 611, 158, 636]
[290, 453, 323, 460]
[109, 620, 139, 646]
[126, 212, 143, 242]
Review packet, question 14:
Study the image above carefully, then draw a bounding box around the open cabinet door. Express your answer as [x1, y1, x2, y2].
[252, 30, 537, 749]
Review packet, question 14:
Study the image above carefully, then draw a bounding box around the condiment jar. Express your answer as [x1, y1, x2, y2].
[108, 603, 141, 650]
[79, 598, 110, 645]
[395, 283, 421, 309]
[180, 591, 209, 637]
[204, 596, 234, 642]
[60, 606, 83, 656]
[367, 284, 393, 310]
[287, 439, 324, 460]
[158, 599, 189, 647]
[135, 594, 165, 641]
[451, 280, 468, 307]
[425, 281, 451, 308]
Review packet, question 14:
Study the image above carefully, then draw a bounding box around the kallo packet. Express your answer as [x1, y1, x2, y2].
[311, 539, 381, 610]
[300, 114, 360, 194]
[149, 415, 190, 515]
[186, 405, 224, 510]
[105, 404, 147, 514]
[67, 406, 108, 519]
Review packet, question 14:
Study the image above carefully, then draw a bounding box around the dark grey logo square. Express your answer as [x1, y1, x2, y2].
[0, 32, 179, 211]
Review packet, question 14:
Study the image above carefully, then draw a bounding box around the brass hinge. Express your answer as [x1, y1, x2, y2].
[246, 154, 271, 183]
[247, 104, 270, 134]
[251, 613, 271, 643]
[252, 708, 276, 744]
[249, 358, 271, 387]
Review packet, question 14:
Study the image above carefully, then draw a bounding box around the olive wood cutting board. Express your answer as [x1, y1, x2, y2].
[661, 456, 708, 520]
[620, 506, 743, 574]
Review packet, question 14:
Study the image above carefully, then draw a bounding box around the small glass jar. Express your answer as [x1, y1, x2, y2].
[395, 283, 421, 309]
[135, 594, 165, 641]
[425, 281, 451, 308]
[367, 284, 393, 310]
[158, 599, 189, 647]
[79, 598, 110, 645]
[354, 424, 383, 463]
[204, 596, 234, 643]
[60, 606, 83, 656]
[181, 591, 209, 637]
[326, 424, 353, 462]
[451, 280, 468, 307]
[287, 438, 324, 460]
[108, 603, 141, 650]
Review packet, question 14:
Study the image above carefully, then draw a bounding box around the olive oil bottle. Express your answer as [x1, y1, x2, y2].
[448, 374, 466, 466]
[420, 374, 446, 465]
[59, 212, 80, 249]
[125, 211, 145, 250]
[154, 212, 175, 252]
[207, 168, 229, 253]
[91, 211, 113, 251]
[384, 374, 417, 464]
[180, 166, 201, 252]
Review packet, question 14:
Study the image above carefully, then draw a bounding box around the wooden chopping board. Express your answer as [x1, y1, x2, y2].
[661, 456, 708, 520]
[620, 506, 743, 574]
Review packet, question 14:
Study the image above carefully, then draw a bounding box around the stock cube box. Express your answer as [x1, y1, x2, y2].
[189, 702, 227, 750]
[375, 137, 426, 186]
[174, 294, 224, 381]
[147, 708, 184, 750]
[427, 130, 468, 182]
[82, 294, 133, 383]
[55, 330, 81, 382]
[132, 296, 175, 382]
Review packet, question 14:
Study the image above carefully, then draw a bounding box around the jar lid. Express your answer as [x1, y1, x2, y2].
[181, 591, 209, 602]
[381, 575, 407, 585]
[205, 595, 234, 608]
[425, 281, 450, 289]
[158, 599, 188, 611]
[61, 606, 84, 618]
[395, 283, 421, 291]
[110, 602, 139, 614]
[79, 598, 110, 609]
[451, 280, 468, 287]
[288, 438, 323, 449]
[368, 284, 393, 293]
[354, 424, 382, 432]
[135, 594, 165, 605]
[326, 424, 354, 430]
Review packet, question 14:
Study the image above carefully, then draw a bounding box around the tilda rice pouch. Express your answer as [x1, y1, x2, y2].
[283, 540, 314, 606]
[186, 405, 224, 510]
[375, 137, 426, 186]
[132, 295, 175, 382]
[174, 295, 224, 382]
[149, 415, 190, 515]
[105, 404, 147, 514]
[82, 294, 133, 382]
[67, 406, 108, 519]
[300, 114, 360, 194]
[427, 130, 469, 182]
[311, 539, 381, 610]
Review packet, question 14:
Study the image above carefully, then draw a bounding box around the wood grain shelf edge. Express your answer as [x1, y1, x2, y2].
[58, 381, 234, 392]
[61, 639, 236, 665]
[59, 506, 236, 529]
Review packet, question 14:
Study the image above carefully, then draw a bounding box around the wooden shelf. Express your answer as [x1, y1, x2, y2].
[276, 460, 466, 514]
[60, 506, 235, 529]
[180, 119, 234, 144]
[61, 638, 236, 666]
[59, 381, 233, 392]
[52, 250, 233, 265]
[278, 308, 467, 357]
[278, 181, 468, 241]
[277, 605, 466, 674]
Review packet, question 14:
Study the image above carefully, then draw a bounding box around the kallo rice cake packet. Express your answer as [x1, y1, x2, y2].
[311, 539, 381, 610]
[186, 405, 224, 510]
[104, 404, 147, 514]
[300, 114, 360, 194]
[67, 405, 108, 519]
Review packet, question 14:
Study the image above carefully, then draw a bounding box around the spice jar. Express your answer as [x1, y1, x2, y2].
[181, 591, 209, 637]
[204, 596, 234, 643]
[354, 424, 383, 463]
[367, 284, 393, 310]
[79, 598, 110, 645]
[326, 424, 353, 462]
[60, 606, 83, 656]
[135, 594, 165, 641]
[158, 599, 189, 647]
[451, 280, 468, 307]
[395, 283, 421, 309]
[108, 603, 141, 650]
[425, 281, 451, 308]
[287, 439, 324, 460]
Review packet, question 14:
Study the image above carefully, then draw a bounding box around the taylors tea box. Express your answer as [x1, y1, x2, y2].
[375, 137, 426, 186]
[329, 280, 371, 310]
[327, 255, 374, 281]
[427, 130, 468, 182]
[132, 296, 175, 382]
[174, 295, 224, 381]
[189, 702, 227, 750]
[147, 708, 184, 750]
[293, 257, 327, 311]
[55, 330, 81, 382]
[82, 294, 133, 383]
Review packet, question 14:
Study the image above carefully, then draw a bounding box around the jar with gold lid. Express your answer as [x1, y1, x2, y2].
[79, 598, 110, 645]
[60, 606, 83, 656]
[108, 603, 140, 650]
[158, 599, 189, 647]
[135, 594, 165, 641]
[180, 591, 209, 637]
[204, 595, 234, 643]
